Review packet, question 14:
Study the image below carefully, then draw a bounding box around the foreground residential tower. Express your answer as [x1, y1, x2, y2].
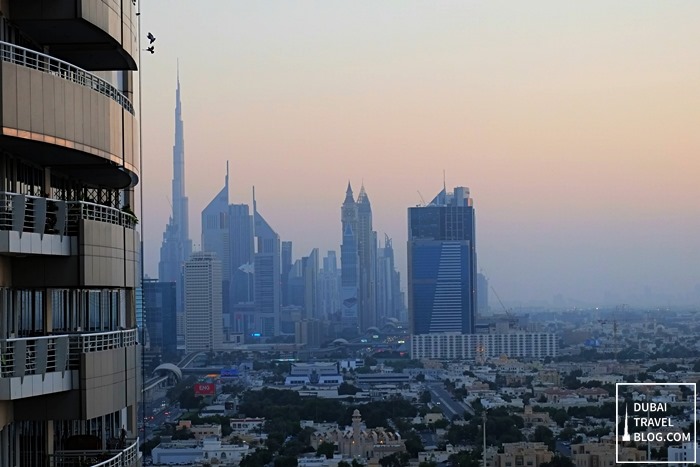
[0, 1, 141, 466]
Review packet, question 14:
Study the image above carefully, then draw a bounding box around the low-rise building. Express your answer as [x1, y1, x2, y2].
[521, 405, 555, 429]
[668, 442, 700, 466]
[311, 409, 405, 462]
[571, 440, 646, 465]
[411, 332, 557, 360]
[230, 417, 265, 434]
[485, 442, 553, 467]
[152, 438, 250, 466]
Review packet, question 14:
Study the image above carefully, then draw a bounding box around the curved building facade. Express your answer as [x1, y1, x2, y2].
[0, 2, 141, 466]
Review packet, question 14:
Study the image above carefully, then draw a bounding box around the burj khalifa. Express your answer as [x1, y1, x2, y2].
[159, 69, 193, 310]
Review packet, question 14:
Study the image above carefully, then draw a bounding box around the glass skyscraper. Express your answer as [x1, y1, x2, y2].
[408, 186, 477, 335]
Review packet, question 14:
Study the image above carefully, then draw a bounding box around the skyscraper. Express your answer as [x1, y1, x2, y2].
[201, 164, 230, 315]
[201, 163, 230, 278]
[143, 279, 178, 357]
[408, 186, 477, 335]
[476, 272, 490, 314]
[356, 185, 378, 331]
[0, 2, 140, 463]
[229, 203, 254, 306]
[303, 248, 320, 319]
[253, 194, 281, 337]
[340, 182, 378, 333]
[281, 241, 293, 306]
[184, 252, 223, 352]
[320, 251, 342, 320]
[159, 70, 193, 311]
[377, 235, 404, 322]
[340, 183, 360, 333]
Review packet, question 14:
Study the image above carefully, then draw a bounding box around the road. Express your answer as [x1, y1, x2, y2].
[428, 382, 474, 419]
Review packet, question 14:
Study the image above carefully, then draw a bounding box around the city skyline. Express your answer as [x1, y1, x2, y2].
[139, 1, 700, 307]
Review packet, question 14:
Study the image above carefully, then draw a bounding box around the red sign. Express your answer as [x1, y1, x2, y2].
[194, 383, 216, 396]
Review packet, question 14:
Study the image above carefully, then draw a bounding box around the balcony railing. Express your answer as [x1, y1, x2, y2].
[0, 329, 138, 378]
[66, 200, 138, 233]
[0, 41, 135, 115]
[0, 334, 70, 378]
[50, 438, 140, 467]
[0, 192, 137, 237]
[69, 329, 138, 355]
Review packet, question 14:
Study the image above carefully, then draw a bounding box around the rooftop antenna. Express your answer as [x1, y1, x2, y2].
[443, 169, 446, 191]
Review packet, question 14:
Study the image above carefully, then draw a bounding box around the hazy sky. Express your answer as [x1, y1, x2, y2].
[140, 1, 700, 308]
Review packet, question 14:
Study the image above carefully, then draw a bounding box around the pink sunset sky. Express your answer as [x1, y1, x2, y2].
[139, 1, 700, 307]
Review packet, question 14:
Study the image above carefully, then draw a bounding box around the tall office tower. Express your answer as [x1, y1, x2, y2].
[356, 185, 378, 331]
[228, 204, 254, 307]
[201, 164, 230, 315]
[159, 70, 193, 312]
[143, 279, 178, 358]
[377, 235, 403, 322]
[408, 186, 477, 335]
[0, 3, 141, 465]
[201, 164, 230, 277]
[287, 259, 305, 307]
[253, 196, 281, 337]
[320, 251, 341, 320]
[340, 183, 360, 333]
[281, 241, 293, 306]
[476, 273, 489, 314]
[303, 248, 320, 319]
[184, 252, 223, 352]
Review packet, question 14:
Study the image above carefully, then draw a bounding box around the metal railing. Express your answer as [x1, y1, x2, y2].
[0, 329, 137, 378]
[50, 438, 140, 467]
[0, 192, 136, 237]
[0, 334, 70, 378]
[66, 200, 138, 233]
[70, 329, 138, 354]
[0, 41, 135, 115]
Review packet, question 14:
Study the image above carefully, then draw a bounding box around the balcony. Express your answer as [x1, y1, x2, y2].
[0, 41, 139, 189]
[9, 0, 138, 71]
[0, 192, 136, 256]
[0, 329, 137, 400]
[50, 438, 141, 467]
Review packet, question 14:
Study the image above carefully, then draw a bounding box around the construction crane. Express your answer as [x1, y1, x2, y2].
[490, 285, 519, 329]
[417, 191, 426, 207]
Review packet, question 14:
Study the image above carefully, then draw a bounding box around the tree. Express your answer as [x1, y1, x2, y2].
[338, 462, 351, 467]
[379, 452, 411, 467]
[404, 432, 424, 458]
[541, 455, 575, 467]
[240, 449, 273, 467]
[558, 427, 577, 442]
[448, 450, 480, 467]
[420, 390, 432, 404]
[274, 456, 298, 467]
[416, 373, 426, 382]
[533, 426, 555, 450]
[338, 382, 361, 396]
[316, 441, 336, 459]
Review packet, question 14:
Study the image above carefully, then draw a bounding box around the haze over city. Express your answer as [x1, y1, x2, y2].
[140, 1, 700, 308]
